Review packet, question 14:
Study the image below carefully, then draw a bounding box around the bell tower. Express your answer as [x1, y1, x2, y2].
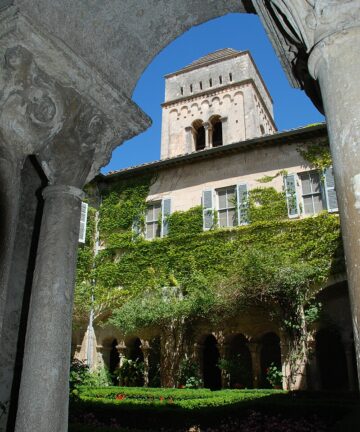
[160, 48, 276, 159]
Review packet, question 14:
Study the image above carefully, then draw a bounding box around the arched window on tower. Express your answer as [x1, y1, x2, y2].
[192, 119, 205, 151]
[210, 115, 223, 147]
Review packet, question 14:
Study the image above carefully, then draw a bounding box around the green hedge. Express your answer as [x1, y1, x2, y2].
[70, 387, 356, 430]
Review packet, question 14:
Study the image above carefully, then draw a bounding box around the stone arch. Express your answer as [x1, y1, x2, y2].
[202, 334, 221, 390]
[259, 332, 281, 388]
[180, 105, 189, 117]
[101, 337, 120, 373]
[192, 119, 205, 151]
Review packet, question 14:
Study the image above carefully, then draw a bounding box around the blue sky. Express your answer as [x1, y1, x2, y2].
[103, 13, 324, 173]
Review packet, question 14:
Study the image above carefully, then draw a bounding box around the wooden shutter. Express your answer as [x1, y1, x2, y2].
[161, 198, 172, 237]
[284, 174, 299, 218]
[236, 183, 249, 225]
[202, 189, 214, 230]
[324, 167, 338, 212]
[79, 202, 88, 243]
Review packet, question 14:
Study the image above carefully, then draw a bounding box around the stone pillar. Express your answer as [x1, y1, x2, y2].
[220, 116, 228, 146]
[116, 342, 128, 367]
[218, 343, 230, 389]
[14, 185, 83, 432]
[247, 342, 261, 389]
[141, 340, 151, 387]
[185, 126, 193, 153]
[203, 122, 212, 148]
[308, 23, 360, 388]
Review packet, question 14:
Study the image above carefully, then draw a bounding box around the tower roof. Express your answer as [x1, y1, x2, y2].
[165, 48, 242, 77]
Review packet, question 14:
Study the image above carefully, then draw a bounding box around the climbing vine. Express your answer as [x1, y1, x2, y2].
[74, 172, 344, 385]
[297, 140, 332, 171]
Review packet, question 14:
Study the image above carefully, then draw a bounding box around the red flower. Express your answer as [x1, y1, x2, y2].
[116, 394, 126, 400]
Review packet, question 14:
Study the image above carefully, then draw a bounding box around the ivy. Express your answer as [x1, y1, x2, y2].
[74, 176, 344, 346]
[297, 142, 332, 171]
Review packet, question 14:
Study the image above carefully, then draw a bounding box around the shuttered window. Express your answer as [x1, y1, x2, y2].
[79, 202, 88, 243]
[217, 186, 236, 227]
[299, 171, 325, 215]
[145, 202, 161, 240]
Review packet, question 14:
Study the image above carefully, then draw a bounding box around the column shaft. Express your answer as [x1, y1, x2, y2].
[15, 185, 82, 432]
[309, 27, 360, 389]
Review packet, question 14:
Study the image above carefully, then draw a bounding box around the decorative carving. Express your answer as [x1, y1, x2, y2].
[0, 45, 65, 160]
[255, 0, 360, 111]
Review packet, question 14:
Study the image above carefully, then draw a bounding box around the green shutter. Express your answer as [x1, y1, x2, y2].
[202, 189, 214, 230]
[236, 183, 249, 225]
[324, 167, 338, 212]
[161, 198, 172, 237]
[284, 174, 299, 218]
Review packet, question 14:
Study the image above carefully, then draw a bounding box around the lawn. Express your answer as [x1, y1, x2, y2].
[69, 386, 359, 431]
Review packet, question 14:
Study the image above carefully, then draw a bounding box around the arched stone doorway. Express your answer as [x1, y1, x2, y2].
[316, 328, 348, 391]
[228, 334, 253, 388]
[203, 334, 221, 390]
[109, 339, 120, 374]
[260, 332, 281, 388]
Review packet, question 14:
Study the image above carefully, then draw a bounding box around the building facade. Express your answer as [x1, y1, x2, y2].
[73, 50, 356, 392]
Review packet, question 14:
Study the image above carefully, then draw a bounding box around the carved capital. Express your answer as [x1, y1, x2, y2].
[254, 1, 360, 111]
[0, 7, 151, 183]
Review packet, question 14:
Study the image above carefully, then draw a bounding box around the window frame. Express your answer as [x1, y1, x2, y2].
[216, 185, 237, 228]
[145, 201, 162, 240]
[298, 170, 325, 216]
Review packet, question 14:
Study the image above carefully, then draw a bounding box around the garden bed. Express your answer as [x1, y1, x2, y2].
[69, 387, 358, 431]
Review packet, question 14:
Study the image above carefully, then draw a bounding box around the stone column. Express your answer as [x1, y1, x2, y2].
[218, 343, 230, 389]
[308, 22, 360, 388]
[247, 342, 261, 389]
[141, 340, 151, 387]
[220, 117, 228, 146]
[116, 342, 128, 367]
[15, 185, 83, 432]
[185, 126, 193, 153]
[203, 122, 212, 148]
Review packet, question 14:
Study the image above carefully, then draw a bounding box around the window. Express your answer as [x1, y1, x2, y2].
[145, 201, 161, 239]
[199, 81, 203, 90]
[209, 78, 212, 87]
[217, 186, 236, 227]
[190, 84, 193, 93]
[210, 115, 223, 147]
[219, 75, 222, 84]
[229, 72, 232, 82]
[299, 171, 325, 215]
[192, 119, 205, 151]
[180, 86, 183, 95]
[144, 198, 172, 240]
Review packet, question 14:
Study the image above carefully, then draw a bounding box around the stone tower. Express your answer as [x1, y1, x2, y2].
[160, 48, 276, 159]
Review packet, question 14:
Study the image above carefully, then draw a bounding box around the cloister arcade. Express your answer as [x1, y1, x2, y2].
[1, 1, 360, 431]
